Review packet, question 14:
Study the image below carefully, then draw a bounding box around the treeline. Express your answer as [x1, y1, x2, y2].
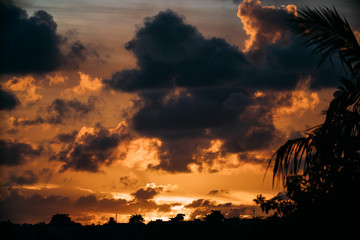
[1, 211, 357, 240]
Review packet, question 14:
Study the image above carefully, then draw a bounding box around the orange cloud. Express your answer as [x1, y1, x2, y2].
[122, 137, 161, 170]
[62, 72, 102, 97]
[274, 77, 319, 115]
[237, 0, 297, 52]
[47, 73, 67, 86]
[2, 76, 42, 105]
[190, 139, 240, 173]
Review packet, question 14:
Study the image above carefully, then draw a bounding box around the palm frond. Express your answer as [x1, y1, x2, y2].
[290, 6, 360, 78]
[270, 136, 312, 185]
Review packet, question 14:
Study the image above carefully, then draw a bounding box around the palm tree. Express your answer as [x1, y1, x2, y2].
[128, 214, 145, 224]
[268, 6, 360, 217]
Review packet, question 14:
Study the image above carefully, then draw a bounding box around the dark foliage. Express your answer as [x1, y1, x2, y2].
[128, 214, 145, 225]
[204, 210, 225, 222]
[49, 214, 75, 227]
[170, 213, 185, 222]
[256, 5, 360, 223]
[1, 213, 357, 240]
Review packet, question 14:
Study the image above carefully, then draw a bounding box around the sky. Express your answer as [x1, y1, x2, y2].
[0, 0, 359, 224]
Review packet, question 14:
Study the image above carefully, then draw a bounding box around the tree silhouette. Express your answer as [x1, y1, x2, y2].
[204, 210, 225, 222]
[170, 213, 185, 222]
[260, 6, 360, 219]
[49, 214, 73, 226]
[254, 194, 295, 217]
[128, 214, 145, 224]
[107, 217, 116, 225]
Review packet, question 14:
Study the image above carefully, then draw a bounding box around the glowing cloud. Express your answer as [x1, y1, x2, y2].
[122, 138, 161, 170]
[275, 78, 320, 115]
[237, 0, 297, 53]
[62, 72, 102, 96]
[3, 76, 42, 105]
[47, 73, 67, 86]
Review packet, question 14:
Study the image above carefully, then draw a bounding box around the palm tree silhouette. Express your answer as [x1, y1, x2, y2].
[128, 214, 145, 224]
[269, 6, 360, 217]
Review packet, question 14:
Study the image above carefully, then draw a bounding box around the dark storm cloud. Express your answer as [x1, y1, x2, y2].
[237, 0, 294, 57]
[0, 139, 42, 166]
[133, 88, 244, 136]
[131, 88, 278, 172]
[5, 170, 39, 186]
[104, 9, 339, 92]
[131, 184, 163, 201]
[53, 123, 131, 172]
[251, 36, 341, 90]
[0, 2, 95, 74]
[102, 10, 274, 172]
[14, 96, 97, 126]
[0, 86, 19, 110]
[236, 0, 340, 88]
[103, 10, 249, 91]
[151, 137, 213, 172]
[103, 7, 341, 172]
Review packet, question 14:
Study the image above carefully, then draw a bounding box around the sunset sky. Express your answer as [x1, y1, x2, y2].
[1, 0, 359, 224]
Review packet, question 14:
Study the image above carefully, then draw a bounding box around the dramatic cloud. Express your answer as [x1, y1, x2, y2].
[103, 10, 248, 91]
[0, 2, 94, 74]
[13, 96, 97, 126]
[237, 0, 296, 55]
[96, 9, 309, 172]
[52, 122, 131, 172]
[0, 86, 19, 110]
[0, 139, 42, 166]
[101, 4, 344, 173]
[236, 0, 340, 89]
[62, 72, 102, 97]
[274, 78, 320, 115]
[128, 87, 278, 172]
